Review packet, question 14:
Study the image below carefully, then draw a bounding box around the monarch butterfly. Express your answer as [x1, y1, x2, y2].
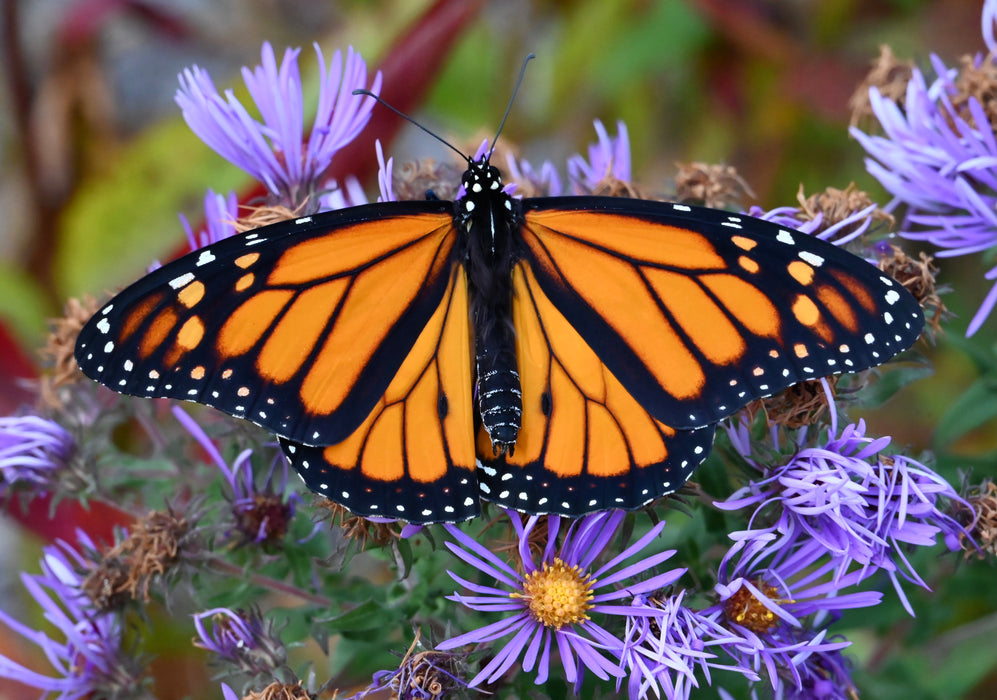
[74, 134, 924, 523]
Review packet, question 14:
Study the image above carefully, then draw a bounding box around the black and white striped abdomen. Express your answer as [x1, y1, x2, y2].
[476, 346, 522, 454]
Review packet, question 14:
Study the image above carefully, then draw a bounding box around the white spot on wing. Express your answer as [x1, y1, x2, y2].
[799, 251, 824, 267]
[169, 272, 195, 289]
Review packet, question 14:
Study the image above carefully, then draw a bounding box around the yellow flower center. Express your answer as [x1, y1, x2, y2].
[511, 558, 595, 630]
[723, 579, 794, 634]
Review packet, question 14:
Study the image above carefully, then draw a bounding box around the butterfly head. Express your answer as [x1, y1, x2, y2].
[460, 156, 505, 199]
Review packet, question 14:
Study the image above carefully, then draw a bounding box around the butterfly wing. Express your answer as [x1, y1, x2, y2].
[476, 262, 716, 516]
[279, 266, 477, 523]
[75, 201, 457, 446]
[518, 197, 924, 429]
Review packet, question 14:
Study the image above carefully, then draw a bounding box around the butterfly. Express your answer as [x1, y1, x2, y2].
[74, 144, 924, 523]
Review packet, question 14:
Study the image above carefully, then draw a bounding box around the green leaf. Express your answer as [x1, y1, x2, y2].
[859, 355, 935, 408]
[322, 599, 391, 633]
[0, 262, 51, 345]
[56, 117, 249, 300]
[934, 377, 997, 448]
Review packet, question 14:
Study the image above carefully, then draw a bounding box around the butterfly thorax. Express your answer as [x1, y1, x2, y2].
[457, 157, 524, 455]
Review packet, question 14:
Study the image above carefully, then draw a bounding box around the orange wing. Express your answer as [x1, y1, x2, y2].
[475, 263, 716, 515]
[517, 198, 924, 429]
[280, 267, 477, 522]
[75, 202, 457, 445]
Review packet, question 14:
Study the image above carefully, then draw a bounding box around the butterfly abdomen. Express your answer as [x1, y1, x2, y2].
[475, 342, 521, 453]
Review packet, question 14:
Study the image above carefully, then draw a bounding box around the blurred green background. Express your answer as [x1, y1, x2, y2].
[1, 0, 994, 698]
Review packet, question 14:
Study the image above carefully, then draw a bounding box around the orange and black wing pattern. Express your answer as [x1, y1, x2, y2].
[75, 201, 457, 447]
[476, 263, 716, 514]
[517, 197, 924, 431]
[279, 267, 477, 521]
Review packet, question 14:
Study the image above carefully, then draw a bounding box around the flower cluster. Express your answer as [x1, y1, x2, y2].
[0, 533, 144, 697]
[177, 42, 381, 207]
[852, 2, 997, 335]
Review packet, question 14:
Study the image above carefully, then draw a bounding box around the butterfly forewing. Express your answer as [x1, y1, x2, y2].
[75, 201, 456, 445]
[520, 197, 924, 429]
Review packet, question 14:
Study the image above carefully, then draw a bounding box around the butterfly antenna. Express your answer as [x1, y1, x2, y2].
[488, 53, 535, 159]
[353, 89, 467, 161]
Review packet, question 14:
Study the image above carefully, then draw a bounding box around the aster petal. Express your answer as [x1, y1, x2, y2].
[445, 570, 518, 599]
[443, 525, 522, 586]
[524, 624, 547, 682]
[476, 619, 538, 685]
[438, 611, 532, 651]
[594, 533, 672, 585]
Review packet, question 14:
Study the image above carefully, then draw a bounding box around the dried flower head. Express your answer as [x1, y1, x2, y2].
[312, 500, 405, 549]
[391, 158, 464, 202]
[961, 480, 996, 558]
[222, 681, 312, 700]
[233, 201, 311, 233]
[39, 296, 101, 409]
[952, 52, 997, 130]
[741, 376, 840, 430]
[83, 508, 194, 610]
[850, 45, 914, 126]
[674, 162, 754, 209]
[345, 629, 472, 700]
[793, 183, 894, 235]
[876, 245, 947, 335]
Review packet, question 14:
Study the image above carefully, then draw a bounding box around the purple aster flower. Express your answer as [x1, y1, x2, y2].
[616, 590, 758, 700]
[436, 509, 685, 688]
[705, 536, 878, 696]
[720, 390, 970, 614]
[319, 140, 397, 209]
[173, 407, 300, 546]
[0, 415, 74, 494]
[180, 189, 240, 251]
[568, 119, 632, 193]
[0, 532, 142, 697]
[851, 5, 997, 336]
[505, 152, 564, 196]
[176, 42, 382, 206]
[192, 606, 287, 676]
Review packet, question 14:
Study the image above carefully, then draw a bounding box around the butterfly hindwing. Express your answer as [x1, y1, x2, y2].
[519, 197, 924, 429]
[476, 263, 717, 516]
[75, 201, 457, 446]
[279, 266, 477, 522]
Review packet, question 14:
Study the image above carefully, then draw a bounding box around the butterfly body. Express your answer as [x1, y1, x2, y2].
[457, 159, 524, 454]
[75, 152, 924, 523]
